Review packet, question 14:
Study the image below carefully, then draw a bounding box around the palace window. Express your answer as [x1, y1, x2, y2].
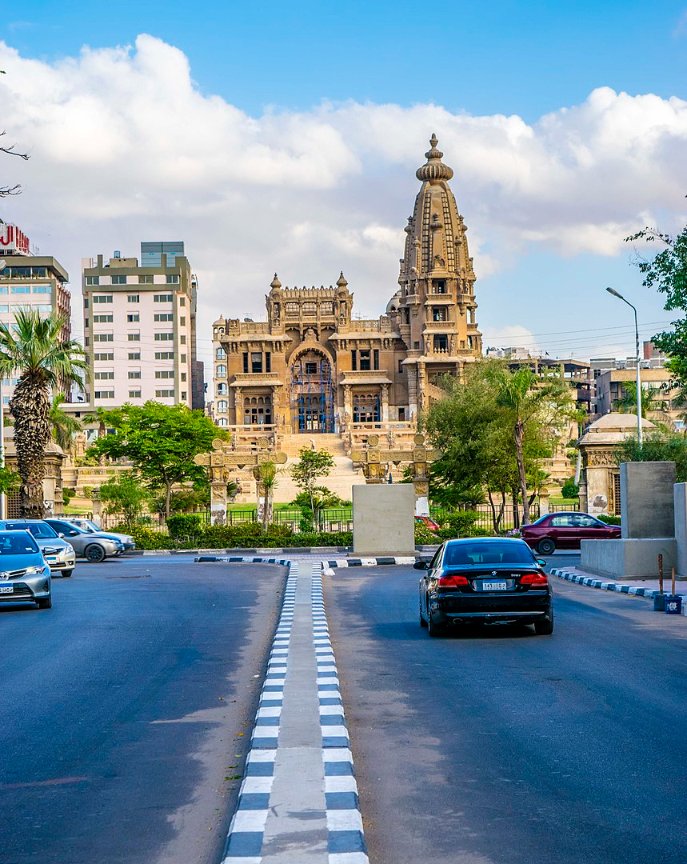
[434, 334, 448, 352]
[216, 347, 226, 359]
[432, 307, 447, 322]
[216, 364, 227, 376]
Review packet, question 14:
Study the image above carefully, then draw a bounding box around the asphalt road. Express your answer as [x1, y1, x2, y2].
[325, 563, 687, 864]
[0, 555, 286, 864]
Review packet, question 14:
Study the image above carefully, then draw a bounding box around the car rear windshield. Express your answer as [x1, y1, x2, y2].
[0, 532, 40, 555]
[6, 522, 58, 539]
[444, 541, 535, 566]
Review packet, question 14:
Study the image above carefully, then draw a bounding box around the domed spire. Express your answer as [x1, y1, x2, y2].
[336, 271, 348, 288]
[416, 133, 454, 184]
[270, 272, 281, 290]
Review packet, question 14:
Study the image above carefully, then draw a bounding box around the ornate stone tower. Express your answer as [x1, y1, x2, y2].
[396, 134, 482, 416]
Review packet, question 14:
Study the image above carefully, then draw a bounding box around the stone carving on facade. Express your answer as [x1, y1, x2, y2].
[585, 448, 618, 468]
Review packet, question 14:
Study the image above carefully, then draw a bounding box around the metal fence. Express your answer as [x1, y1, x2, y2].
[429, 502, 542, 533]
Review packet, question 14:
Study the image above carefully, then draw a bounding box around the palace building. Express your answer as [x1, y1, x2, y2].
[211, 135, 482, 436]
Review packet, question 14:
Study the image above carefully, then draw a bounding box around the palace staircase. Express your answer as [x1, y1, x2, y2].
[272, 432, 366, 503]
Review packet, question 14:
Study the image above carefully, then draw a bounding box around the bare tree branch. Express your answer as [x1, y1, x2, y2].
[0, 130, 29, 197]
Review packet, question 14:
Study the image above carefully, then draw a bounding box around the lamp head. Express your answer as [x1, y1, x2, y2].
[606, 286, 623, 299]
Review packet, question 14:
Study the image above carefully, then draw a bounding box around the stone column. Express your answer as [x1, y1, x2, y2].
[343, 384, 353, 420]
[210, 483, 228, 525]
[407, 368, 418, 419]
[234, 387, 243, 426]
[381, 384, 389, 423]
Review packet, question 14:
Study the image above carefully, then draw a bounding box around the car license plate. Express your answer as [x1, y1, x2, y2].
[0, 584, 13, 594]
[482, 581, 508, 591]
[46, 557, 57, 563]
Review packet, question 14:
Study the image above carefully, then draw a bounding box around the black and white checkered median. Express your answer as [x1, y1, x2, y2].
[550, 567, 687, 615]
[215, 556, 369, 864]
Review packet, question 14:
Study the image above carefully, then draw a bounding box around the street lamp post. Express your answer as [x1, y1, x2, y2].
[606, 287, 643, 447]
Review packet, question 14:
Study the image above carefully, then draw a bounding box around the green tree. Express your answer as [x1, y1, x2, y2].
[425, 361, 573, 530]
[615, 430, 687, 482]
[290, 447, 335, 520]
[487, 365, 573, 526]
[292, 486, 343, 531]
[49, 393, 83, 452]
[627, 220, 687, 384]
[87, 401, 225, 519]
[0, 309, 86, 517]
[99, 472, 151, 523]
[0, 466, 20, 495]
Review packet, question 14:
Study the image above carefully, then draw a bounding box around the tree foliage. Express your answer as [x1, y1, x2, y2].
[0, 309, 86, 517]
[425, 360, 575, 530]
[290, 447, 335, 520]
[49, 393, 83, 452]
[99, 472, 151, 523]
[627, 220, 687, 385]
[615, 430, 687, 483]
[87, 402, 224, 518]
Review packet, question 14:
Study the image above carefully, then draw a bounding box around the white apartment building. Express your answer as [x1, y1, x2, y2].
[0, 221, 72, 407]
[82, 242, 200, 409]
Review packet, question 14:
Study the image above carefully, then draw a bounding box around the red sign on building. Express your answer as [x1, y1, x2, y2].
[0, 223, 31, 255]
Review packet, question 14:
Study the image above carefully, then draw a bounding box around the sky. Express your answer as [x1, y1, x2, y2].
[1, 0, 686, 373]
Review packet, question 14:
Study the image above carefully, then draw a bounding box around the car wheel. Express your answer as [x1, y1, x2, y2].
[62, 569, 73, 578]
[538, 538, 556, 555]
[427, 603, 444, 638]
[37, 595, 52, 609]
[534, 611, 554, 635]
[85, 544, 106, 563]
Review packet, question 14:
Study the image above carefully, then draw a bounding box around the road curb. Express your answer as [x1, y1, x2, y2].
[322, 556, 416, 576]
[550, 567, 687, 615]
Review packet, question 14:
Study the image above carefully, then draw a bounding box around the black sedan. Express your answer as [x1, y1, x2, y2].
[415, 537, 553, 637]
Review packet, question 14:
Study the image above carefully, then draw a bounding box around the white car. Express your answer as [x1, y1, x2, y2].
[65, 518, 136, 553]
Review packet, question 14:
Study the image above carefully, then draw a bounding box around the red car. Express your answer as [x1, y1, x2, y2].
[521, 512, 621, 555]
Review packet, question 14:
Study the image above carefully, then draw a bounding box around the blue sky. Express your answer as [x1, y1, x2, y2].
[1, 1, 686, 363]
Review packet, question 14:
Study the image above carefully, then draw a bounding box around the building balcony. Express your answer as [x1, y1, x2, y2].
[229, 373, 284, 387]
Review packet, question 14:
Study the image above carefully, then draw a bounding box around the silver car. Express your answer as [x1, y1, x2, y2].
[0, 519, 76, 577]
[0, 530, 52, 609]
[45, 518, 123, 563]
[65, 518, 136, 552]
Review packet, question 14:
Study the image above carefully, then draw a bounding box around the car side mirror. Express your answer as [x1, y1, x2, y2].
[58, 532, 65, 538]
[69, 530, 79, 536]
[536, 558, 546, 567]
[413, 560, 430, 570]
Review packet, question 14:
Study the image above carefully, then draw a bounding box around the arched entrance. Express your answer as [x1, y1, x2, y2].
[290, 349, 335, 433]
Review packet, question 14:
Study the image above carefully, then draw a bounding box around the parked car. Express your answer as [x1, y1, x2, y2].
[45, 518, 124, 563]
[0, 519, 76, 577]
[0, 530, 52, 609]
[65, 518, 136, 552]
[415, 515, 440, 532]
[521, 511, 621, 555]
[415, 537, 553, 636]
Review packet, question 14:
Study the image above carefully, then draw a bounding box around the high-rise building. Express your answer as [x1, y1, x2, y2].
[211, 135, 481, 431]
[82, 242, 202, 409]
[0, 221, 72, 406]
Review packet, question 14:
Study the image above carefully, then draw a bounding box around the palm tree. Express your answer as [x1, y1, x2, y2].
[489, 366, 571, 526]
[49, 393, 83, 453]
[613, 381, 672, 425]
[0, 309, 87, 517]
[83, 406, 110, 438]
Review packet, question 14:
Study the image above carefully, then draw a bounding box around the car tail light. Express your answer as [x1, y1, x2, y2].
[437, 574, 469, 587]
[520, 572, 548, 586]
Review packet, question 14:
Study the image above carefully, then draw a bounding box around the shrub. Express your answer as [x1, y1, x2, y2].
[561, 478, 579, 499]
[598, 513, 621, 525]
[415, 523, 439, 545]
[166, 514, 203, 539]
[436, 510, 480, 539]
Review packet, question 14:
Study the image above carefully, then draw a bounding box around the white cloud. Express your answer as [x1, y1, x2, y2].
[0, 35, 685, 369]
